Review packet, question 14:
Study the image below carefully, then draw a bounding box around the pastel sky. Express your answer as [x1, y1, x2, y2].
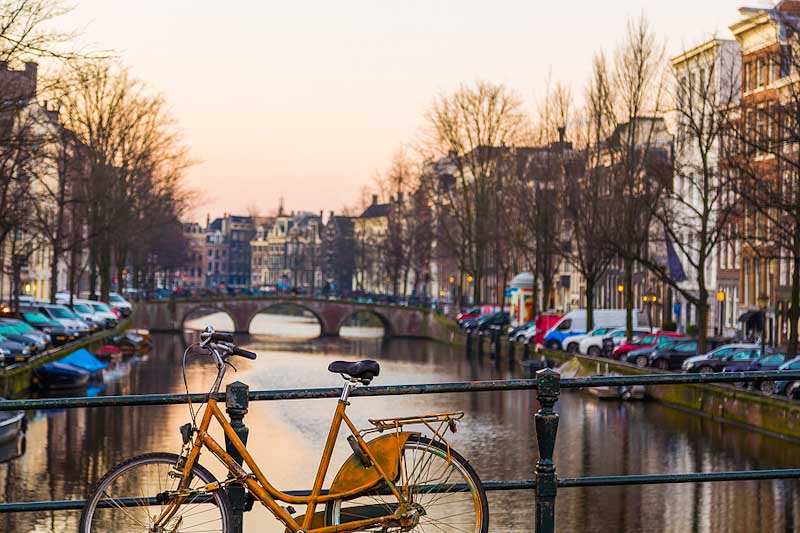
[61, 0, 769, 222]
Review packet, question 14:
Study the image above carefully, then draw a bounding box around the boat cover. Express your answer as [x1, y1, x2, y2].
[60, 348, 108, 373]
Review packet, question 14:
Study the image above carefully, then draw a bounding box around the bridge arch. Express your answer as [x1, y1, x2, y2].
[135, 297, 432, 339]
[180, 304, 237, 332]
[335, 308, 391, 338]
[246, 302, 329, 338]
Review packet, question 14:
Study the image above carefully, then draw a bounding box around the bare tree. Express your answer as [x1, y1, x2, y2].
[422, 81, 530, 305]
[596, 16, 670, 340]
[56, 61, 193, 300]
[725, 6, 800, 358]
[632, 39, 740, 352]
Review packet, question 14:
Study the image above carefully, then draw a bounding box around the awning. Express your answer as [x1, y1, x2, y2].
[738, 310, 763, 329]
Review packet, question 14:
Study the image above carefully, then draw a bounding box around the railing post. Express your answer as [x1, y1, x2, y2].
[477, 331, 485, 357]
[466, 330, 473, 357]
[508, 336, 516, 360]
[523, 340, 531, 359]
[534, 368, 560, 533]
[225, 381, 250, 533]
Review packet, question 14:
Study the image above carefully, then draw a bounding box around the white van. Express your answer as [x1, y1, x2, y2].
[542, 309, 647, 351]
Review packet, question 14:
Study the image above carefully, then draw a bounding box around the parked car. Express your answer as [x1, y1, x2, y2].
[58, 298, 103, 329]
[33, 304, 92, 337]
[612, 331, 684, 361]
[681, 343, 762, 373]
[543, 309, 647, 351]
[769, 357, 800, 399]
[0, 323, 45, 353]
[85, 301, 120, 327]
[471, 311, 510, 334]
[64, 299, 117, 329]
[723, 353, 788, 392]
[19, 311, 76, 346]
[523, 313, 562, 346]
[457, 306, 501, 328]
[108, 292, 133, 317]
[588, 327, 652, 357]
[0, 334, 32, 364]
[625, 337, 687, 367]
[561, 326, 621, 353]
[0, 318, 51, 348]
[507, 320, 535, 341]
[646, 338, 727, 370]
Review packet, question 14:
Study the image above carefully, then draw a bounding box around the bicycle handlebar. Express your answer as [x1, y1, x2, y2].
[231, 346, 257, 360]
[200, 327, 257, 360]
[201, 330, 234, 343]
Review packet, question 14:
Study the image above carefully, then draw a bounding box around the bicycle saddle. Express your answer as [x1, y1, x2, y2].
[328, 360, 380, 383]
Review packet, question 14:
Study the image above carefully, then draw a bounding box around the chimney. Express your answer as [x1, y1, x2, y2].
[389, 195, 395, 203]
[0, 61, 7, 71]
[372, 194, 378, 205]
[319, 209, 323, 218]
[205, 213, 210, 228]
[329, 210, 334, 219]
[558, 126, 566, 145]
[397, 191, 404, 203]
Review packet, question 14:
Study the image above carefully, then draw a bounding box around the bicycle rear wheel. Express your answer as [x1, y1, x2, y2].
[79, 452, 232, 533]
[325, 435, 489, 532]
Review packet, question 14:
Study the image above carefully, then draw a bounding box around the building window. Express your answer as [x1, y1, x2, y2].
[744, 61, 752, 92]
[757, 57, 766, 87]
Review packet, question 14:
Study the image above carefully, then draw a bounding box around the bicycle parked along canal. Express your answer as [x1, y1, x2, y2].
[79, 326, 489, 532]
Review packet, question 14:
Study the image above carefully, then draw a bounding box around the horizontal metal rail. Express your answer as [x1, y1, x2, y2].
[4, 468, 800, 513]
[1, 369, 798, 412]
[3, 368, 800, 527]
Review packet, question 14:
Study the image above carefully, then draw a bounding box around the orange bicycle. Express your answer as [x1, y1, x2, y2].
[79, 326, 489, 532]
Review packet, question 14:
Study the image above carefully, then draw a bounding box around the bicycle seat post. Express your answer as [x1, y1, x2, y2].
[340, 379, 359, 403]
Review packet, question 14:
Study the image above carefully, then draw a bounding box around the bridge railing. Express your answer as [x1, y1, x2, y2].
[2, 369, 800, 533]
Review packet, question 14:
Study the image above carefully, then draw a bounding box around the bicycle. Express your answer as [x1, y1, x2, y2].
[79, 326, 489, 532]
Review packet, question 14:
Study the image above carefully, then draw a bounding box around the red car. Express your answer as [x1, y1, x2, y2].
[456, 307, 482, 326]
[612, 331, 683, 360]
[533, 313, 562, 346]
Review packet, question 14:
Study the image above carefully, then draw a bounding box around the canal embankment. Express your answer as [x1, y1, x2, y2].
[0, 310, 136, 397]
[539, 349, 800, 442]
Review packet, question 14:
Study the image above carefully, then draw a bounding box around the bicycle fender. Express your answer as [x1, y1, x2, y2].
[329, 431, 418, 495]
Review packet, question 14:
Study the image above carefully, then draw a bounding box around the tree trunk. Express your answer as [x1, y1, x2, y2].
[696, 299, 709, 353]
[624, 258, 633, 341]
[89, 243, 98, 300]
[585, 279, 595, 331]
[788, 229, 800, 360]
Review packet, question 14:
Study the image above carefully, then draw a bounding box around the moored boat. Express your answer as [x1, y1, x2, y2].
[0, 398, 26, 445]
[33, 362, 90, 389]
[60, 348, 108, 382]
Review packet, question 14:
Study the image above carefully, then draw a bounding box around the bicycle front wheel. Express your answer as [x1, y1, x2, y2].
[79, 452, 232, 533]
[326, 435, 489, 532]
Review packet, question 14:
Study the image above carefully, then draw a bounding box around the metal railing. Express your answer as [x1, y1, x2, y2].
[2, 369, 800, 532]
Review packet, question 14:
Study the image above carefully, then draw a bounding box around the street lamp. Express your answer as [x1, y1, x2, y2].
[757, 293, 769, 358]
[642, 292, 657, 332]
[716, 290, 725, 337]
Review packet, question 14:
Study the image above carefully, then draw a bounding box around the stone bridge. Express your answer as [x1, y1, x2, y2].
[133, 297, 448, 339]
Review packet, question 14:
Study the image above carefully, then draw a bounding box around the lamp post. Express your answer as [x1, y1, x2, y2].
[642, 292, 657, 333]
[716, 290, 725, 337]
[757, 293, 769, 359]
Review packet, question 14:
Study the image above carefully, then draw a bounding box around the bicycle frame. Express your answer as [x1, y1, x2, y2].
[156, 376, 408, 532]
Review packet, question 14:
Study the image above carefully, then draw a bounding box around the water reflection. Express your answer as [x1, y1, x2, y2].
[0, 313, 797, 531]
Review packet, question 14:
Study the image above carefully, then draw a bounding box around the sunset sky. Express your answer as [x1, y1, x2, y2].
[61, 0, 768, 222]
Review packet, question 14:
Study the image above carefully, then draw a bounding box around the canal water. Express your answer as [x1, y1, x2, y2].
[1, 312, 800, 532]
